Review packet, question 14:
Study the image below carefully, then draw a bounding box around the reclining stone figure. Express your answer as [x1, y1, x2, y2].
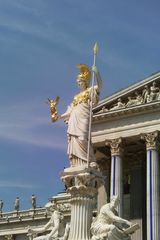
[28, 202, 69, 240]
[91, 195, 139, 240]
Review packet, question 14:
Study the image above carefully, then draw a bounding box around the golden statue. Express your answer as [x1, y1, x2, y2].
[47, 96, 60, 122]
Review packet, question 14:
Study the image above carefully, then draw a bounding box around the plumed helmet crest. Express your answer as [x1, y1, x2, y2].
[76, 64, 91, 83]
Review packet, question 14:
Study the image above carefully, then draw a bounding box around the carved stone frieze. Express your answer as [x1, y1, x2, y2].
[141, 131, 159, 150]
[57, 203, 71, 212]
[106, 138, 122, 156]
[95, 79, 160, 114]
[110, 98, 125, 111]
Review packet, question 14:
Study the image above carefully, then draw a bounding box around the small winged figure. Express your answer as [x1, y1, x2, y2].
[47, 96, 60, 122]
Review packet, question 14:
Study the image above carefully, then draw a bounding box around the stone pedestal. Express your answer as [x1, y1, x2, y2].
[61, 167, 103, 240]
[141, 131, 160, 240]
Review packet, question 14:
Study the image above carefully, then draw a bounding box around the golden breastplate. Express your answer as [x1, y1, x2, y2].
[72, 89, 90, 106]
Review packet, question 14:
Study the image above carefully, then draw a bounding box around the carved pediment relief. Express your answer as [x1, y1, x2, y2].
[94, 72, 160, 114]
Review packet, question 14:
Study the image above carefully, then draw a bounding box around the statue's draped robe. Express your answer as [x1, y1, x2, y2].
[67, 86, 99, 163]
[91, 204, 131, 240]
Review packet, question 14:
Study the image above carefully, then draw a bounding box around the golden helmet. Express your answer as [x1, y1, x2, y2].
[76, 64, 91, 83]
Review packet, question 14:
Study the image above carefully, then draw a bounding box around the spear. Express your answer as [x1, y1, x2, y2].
[87, 42, 99, 168]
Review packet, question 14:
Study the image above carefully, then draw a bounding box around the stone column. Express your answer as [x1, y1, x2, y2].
[106, 138, 123, 216]
[95, 150, 109, 212]
[62, 168, 103, 240]
[141, 131, 160, 240]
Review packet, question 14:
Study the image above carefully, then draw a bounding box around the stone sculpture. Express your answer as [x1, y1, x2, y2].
[14, 197, 20, 212]
[47, 44, 104, 240]
[28, 202, 69, 240]
[126, 93, 143, 107]
[110, 98, 125, 111]
[149, 81, 159, 101]
[0, 200, 3, 213]
[60, 63, 102, 167]
[59, 45, 105, 240]
[142, 85, 150, 103]
[31, 194, 36, 209]
[91, 195, 139, 240]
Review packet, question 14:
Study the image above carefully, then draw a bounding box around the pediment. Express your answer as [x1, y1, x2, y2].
[93, 71, 160, 116]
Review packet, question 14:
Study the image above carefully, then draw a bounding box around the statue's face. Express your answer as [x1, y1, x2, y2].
[77, 79, 88, 91]
[46, 205, 56, 214]
[110, 199, 115, 208]
[45, 202, 57, 213]
[110, 196, 119, 208]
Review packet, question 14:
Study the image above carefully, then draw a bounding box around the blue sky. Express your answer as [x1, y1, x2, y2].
[0, 0, 159, 212]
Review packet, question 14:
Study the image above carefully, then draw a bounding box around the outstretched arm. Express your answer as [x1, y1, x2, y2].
[60, 105, 73, 123]
[107, 209, 131, 226]
[28, 219, 51, 235]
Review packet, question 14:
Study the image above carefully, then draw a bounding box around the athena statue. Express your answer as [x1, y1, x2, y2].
[61, 64, 102, 167]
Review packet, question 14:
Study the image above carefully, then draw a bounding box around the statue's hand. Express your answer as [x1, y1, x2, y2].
[60, 114, 69, 124]
[60, 108, 71, 123]
[125, 220, 132, 226]
[92, 65, 98, 74]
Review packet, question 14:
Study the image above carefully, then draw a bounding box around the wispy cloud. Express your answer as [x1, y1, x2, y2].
[0, 1, 83, 56]
[0, 180, 38, 189]
[0, 0, 100, 59]
[0, 100, 67, 150]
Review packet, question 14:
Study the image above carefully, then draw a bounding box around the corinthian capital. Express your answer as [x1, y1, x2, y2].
[106, 138, 122, 156]
[4, 235, 13, 240]
[61, 171, 104, 198]
[141, 131, 159, 150]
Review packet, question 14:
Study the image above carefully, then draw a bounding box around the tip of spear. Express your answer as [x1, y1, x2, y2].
[93, 42, 99, 55]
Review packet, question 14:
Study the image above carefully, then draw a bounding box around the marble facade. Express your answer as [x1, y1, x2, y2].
[92, 72, 160, 240]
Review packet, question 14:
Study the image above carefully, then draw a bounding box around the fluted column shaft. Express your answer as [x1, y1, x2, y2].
[142, 131, 159, 240]
[69, 197, 94, 240]
[106, 138, 123, 217]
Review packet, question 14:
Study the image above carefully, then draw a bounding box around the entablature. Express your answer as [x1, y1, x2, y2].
[93, 101, 160, 123]
[93, 71, 160, 116]
[92, 104, 160, 145]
